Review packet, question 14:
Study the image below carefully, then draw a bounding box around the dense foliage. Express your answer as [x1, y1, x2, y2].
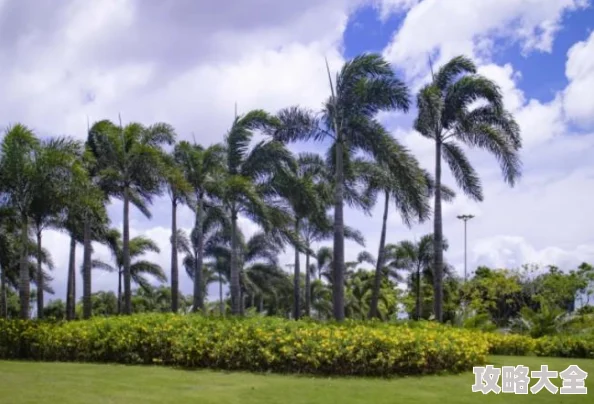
[1, 314, 592, 378]
[0, 314, 488, 376]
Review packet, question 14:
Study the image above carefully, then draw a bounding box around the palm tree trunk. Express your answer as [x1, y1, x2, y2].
[333, 138, 346, 321]
[19, 216, 30, 320]
[122, 188, 132, 315]
[36, 229, 44, 319]
[304, 242, 311, 317]
[66, 234, 76, 320]
[170, 199, 179, 313]
[230, 210, 240, 315]
[239, 288, 245, 316]
[415, 264, 422, 320]
[259, 295, 264, 313]
[1, 263, 7, 318]
[82, 216, 92, 319]
[218, 270, 224, 316]
[433, 139, 444, 322]
[293, 219, 301, 320]
[327, 62, 345, 322]
[117, 269, 122, 315]
[193, 195, 204, 311]
[369, 190, 390, 319]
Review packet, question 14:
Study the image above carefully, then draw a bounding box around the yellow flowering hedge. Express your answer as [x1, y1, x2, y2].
[0, 314, 489, 376]
[484, 331, 594, 359]
[484, 333, 536, 356]
[533, 335, 594, 358]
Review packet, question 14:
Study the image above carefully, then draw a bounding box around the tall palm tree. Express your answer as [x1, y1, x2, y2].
[274, 54, 417, 320]
[365, 163, 456, 318]
[0, 125, 39, 319]
[174, 141, 225, 312]
[162, 150, 193, 312]
[95, 229, 166, 313]
[87, 119, 176, 314]
[219, 110, 294, 315]
[1, 125, 86, 318]
[269, 153, 330, 319]
[415, 56, 522, 321]
[28, 138, 82, 318]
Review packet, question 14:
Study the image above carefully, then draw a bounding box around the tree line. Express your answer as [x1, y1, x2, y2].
[0, 54, 523, 322]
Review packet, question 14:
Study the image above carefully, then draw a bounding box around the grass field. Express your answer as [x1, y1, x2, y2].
[0, 356, 591, 403]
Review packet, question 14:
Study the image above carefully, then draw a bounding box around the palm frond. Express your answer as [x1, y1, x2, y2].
[441, 142, 483, 201]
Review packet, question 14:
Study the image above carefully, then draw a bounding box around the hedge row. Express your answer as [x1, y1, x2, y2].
[0, 314, 488, 376]
[485, 332, 594, 358]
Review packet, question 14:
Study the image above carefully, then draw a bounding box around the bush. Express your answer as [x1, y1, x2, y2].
[484, 332, 536, 356]
[483, 329, 594, 359]
[0, 314, 488, 377]
[534, 335, 594, 359]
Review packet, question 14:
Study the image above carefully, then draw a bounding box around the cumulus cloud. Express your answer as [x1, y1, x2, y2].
[563, 31, 594, 126]
[382, 0, 588, 81]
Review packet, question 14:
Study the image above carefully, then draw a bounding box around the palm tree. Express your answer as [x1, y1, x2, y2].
[176, 207, 230, 312]
[394, 235, 434, 320]
[219, 110, 294, 315]
[28, 138, 82, 318]
[1, 125, 86, 318]
[174, 141, 225, 311]
[396, 235, 452, 320]
[162, 150, 193, 312]
[269, 152, 331, 319]
[0, 125, 39, 319]
[274, 54, 416, 320]
[314, 246, 333, 281]
[95, 229, 166, 312]
[415, 56, 522, 321]
[53, 145, 108, 320]
[241, 231, 287, 315]
[87, 119, 176, 314]
[0, 210, 55, 318]
[277, 152, 367, 318]
[309, 279, 332, 319]
[365, 162, 456, 318]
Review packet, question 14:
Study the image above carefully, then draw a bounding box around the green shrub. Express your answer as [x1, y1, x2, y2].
[0, 314, 488, 377]
[484, 332, 536, 356]
[534, 334, 594, 359]
[483, 330, 594, 359]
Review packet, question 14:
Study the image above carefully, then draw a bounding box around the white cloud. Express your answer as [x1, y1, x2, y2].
[473, 236, 594, 271]
[563, 31, 594, 126]
[382, 0, 588, 81]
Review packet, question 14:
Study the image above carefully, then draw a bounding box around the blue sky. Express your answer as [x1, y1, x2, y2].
[1, 0, 593, 304]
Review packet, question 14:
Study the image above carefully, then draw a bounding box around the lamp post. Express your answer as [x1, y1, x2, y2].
[457, 214, 474, 282]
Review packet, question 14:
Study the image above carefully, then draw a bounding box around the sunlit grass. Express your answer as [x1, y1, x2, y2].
[1, 356, 592, 403]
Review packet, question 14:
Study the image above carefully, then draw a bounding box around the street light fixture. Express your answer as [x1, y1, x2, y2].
[457, 214, 475, 282]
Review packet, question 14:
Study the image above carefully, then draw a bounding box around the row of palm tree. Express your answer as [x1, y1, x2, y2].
[0, 53, 521, 322]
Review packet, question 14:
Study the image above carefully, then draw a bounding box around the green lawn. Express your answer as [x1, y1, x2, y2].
[0, 356, 591, 403]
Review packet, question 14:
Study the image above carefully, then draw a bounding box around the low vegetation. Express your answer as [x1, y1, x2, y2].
[1, 314, 592, 378]
[0, 314, 488, 376]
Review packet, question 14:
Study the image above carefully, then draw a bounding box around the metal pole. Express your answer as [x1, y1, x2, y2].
[457, 214, 474, 283]
[464, 219, 467, 283]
